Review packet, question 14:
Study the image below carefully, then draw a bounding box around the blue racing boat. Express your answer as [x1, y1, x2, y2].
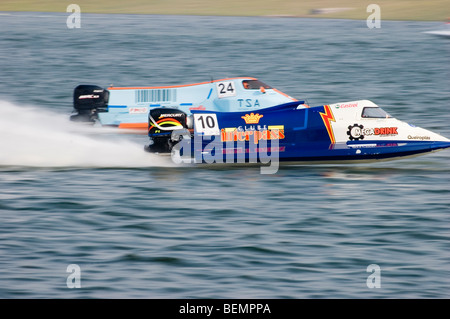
[144, 100, 450, 166]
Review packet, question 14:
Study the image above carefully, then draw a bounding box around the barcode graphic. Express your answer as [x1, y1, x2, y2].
[135, 89, 176, 103]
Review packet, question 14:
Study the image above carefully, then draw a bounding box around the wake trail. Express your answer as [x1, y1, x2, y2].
[0, 100, 174, 168]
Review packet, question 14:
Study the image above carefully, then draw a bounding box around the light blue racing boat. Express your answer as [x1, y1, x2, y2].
[70, 77, 297, 131]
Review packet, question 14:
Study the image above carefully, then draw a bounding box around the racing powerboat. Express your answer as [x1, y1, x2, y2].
[144, 100, 450, 165]
[69, 77, 296, 130]
[424, 20, 450, 38]
[424, 30, 450, 38]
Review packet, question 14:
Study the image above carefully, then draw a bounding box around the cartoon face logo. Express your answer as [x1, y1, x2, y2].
[347, 124, 365, 141]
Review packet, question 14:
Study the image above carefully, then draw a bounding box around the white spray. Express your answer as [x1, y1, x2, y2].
[0, 100, 173, 168]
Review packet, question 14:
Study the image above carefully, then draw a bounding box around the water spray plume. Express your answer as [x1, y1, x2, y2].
[0, 100, 173, 168]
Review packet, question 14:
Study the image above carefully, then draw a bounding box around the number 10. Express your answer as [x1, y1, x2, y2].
[197, 115, 216, 129]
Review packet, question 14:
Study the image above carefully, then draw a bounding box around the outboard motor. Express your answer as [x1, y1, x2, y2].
[145, 108, 192, 153]
[70, 85, 109, 122]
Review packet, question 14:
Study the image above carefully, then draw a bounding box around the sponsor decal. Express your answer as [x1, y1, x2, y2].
[408, 135, 430, 140]
[241, 113, 263, 124]
[238, 99, 261, 108]
[335, 102, 358, 109]
[78, 94, 99, 99]
[221, 125, 285, 145]
[349, 142, 399, 148]
[149, 118, 183, 132]
[347, 124, 398, 141]
[129, 107, 147, 114]
[222, 146, 286, 154]
[347, 124, 364, 141]
[320, 105, 336, 143]
[189, 105, 206, 111]
[158, 113, 184, 118]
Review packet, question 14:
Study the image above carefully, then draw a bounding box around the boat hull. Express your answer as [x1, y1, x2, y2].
[149, 100, 450, 165]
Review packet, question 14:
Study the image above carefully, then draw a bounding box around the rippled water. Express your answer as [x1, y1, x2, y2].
[0, 12, 449, 298]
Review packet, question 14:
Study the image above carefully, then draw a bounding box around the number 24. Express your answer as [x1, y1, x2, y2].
[218, 82, 234, 94]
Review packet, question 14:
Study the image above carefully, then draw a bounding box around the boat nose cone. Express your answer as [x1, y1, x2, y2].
[430, 140, 450, 151]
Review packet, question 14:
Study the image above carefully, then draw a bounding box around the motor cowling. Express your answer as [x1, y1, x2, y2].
[70, 85, 109, 122]
[145, 108, 192, 153]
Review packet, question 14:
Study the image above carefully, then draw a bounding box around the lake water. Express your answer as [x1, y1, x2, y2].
[0, 12, 449, 298]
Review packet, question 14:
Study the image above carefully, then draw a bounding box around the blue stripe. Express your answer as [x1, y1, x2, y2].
[150, 104, 161, 107]
[207, 88, 213, 99]
[180, 103, 193, 106]
[108, 105, 127, 108]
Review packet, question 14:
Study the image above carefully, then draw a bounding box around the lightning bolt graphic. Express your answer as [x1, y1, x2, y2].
[320, 105, 336, 144]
